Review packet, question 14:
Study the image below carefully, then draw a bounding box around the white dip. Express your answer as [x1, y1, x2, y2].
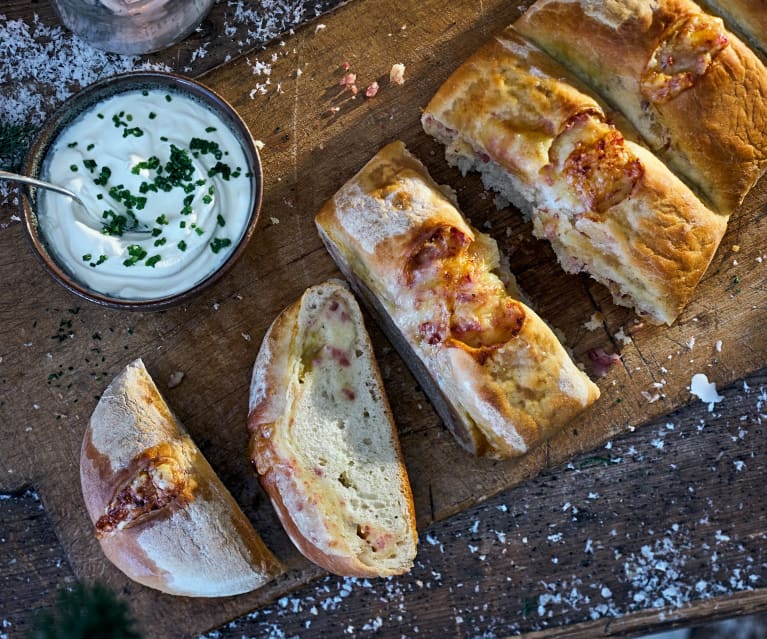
[39, 88, 253, 300]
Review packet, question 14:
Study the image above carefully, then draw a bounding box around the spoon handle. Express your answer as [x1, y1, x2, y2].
[0, 169, 87, 208]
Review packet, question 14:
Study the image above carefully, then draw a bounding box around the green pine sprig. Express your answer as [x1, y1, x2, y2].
[0, 121, 38, 172]
[28, 582, 142, 639]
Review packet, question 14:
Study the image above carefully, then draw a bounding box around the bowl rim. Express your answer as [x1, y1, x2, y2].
[20, 70, 263, 311]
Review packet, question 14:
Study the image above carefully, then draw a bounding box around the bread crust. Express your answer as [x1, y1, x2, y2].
[248, 279, 418, 577]
[514, 0, 767, 214]
[421, 27, 728, 325]
[315, 142, 600, 459]
[80, 359, 282, 597]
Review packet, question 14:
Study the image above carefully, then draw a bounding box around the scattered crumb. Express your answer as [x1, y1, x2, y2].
[315, 23, 326, 33]
[587, 348, 621, 378]
[254, 139, 265, 150]
[732, 244, 740, 253]
[270, 216, 281, 225]
[715, 340, 723, 353]
[641, 390, 661, 404]
[389, 63, 406, 85]
[167, 371, 184, 389]
[690, 373, 724, 411]
[583, 312, 604, 331]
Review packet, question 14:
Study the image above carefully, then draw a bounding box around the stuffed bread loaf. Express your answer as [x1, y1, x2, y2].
[421, 26, 728, 325]
[514, 0, 767, 215]
[315, 141, 600, 460]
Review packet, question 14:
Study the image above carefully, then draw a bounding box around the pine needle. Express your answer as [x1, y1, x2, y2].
[28, 582, 142, 639]
[0, 121, 38, 172]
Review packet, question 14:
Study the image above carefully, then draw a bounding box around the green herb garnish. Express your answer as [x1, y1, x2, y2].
[210, 238, 232, 254]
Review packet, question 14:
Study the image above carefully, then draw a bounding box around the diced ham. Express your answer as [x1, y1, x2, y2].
[587, 348, 621, 378]
[365, 81, 379, 98]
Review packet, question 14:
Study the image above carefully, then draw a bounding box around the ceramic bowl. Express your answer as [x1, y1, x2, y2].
[21, 71, 262, 311]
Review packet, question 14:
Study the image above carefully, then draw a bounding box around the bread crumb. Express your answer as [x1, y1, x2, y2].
[389, 63, 405, 85]
[254, 139, 265, 150]
[732, 244, 740, 252]
[583, 312, 604, 331]
[168, 371, 184, 388]
[315, 23, 326, 33]
[715, 340, 723, 353]
[690, 373, 723, 411]
[270, 217, 280, 225]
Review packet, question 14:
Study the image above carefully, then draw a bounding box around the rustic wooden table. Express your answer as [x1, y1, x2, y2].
[1, 1, 766, 638]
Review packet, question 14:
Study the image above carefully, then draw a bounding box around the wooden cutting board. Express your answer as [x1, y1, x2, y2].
[1, 0, 765, 636]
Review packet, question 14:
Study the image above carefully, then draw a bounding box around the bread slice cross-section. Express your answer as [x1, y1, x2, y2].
[248, 279, 418, 577]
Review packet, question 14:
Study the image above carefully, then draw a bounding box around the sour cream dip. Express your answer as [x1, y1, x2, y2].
[38, 87, 253, 301]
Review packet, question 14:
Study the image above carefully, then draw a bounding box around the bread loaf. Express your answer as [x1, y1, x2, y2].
[80, 359, 282, 597]
[514, 0, 767, 214]
[315, 142, 600, 459]
[421, 27, 728, 325]
[248, 279, 418, 577]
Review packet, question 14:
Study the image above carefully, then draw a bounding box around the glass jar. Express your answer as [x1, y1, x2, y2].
[50, 0, 215, 55]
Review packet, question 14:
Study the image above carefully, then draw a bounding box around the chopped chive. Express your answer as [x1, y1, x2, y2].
[145, 255, 161, 267]
[216, 214, 225, 226]
[82, 253, 92, 262]
[210, 237, 231, 254]
[67, 141, 78, 148]
[178, 240, 187, 251]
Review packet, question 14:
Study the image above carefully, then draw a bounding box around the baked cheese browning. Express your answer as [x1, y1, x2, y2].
[404, 225, 526, 357]
[547, 113, 644, 214]
[642, 14, 729, 103]
[95, 450, 189, 538]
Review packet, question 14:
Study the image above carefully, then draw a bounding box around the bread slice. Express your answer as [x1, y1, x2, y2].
[248, 279, 417, 577]
[80, 359, 282, 597]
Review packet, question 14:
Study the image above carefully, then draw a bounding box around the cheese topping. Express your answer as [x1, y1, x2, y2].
[642, 14, 729, 103]
[403, 224, 526, 359]
[95, 455, 187, 537]
[547, 113, 643, 213]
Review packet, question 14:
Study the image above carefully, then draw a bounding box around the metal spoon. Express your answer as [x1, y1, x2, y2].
[0, 169, 153, 234]
[0, 169, 89, 210]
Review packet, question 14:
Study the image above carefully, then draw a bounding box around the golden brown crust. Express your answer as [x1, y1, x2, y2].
[248, 280, 418, 577]
[315, 142, 600, 459]
[514, 0, 767, 214]
[421, 27, 728, 325]
[80, 359, 282, 597]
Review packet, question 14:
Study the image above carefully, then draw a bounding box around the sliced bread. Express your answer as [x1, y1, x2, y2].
[248, 279, 417, 577]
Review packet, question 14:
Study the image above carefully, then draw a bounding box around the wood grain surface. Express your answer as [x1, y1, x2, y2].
[1, 0, 766, 637]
